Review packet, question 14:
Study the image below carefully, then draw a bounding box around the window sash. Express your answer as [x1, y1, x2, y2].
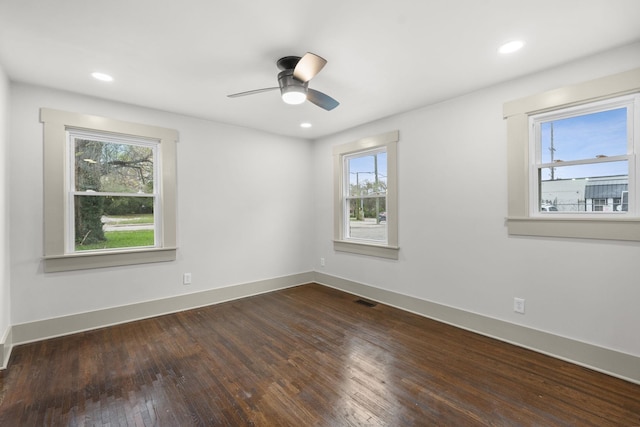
[344, 195, 388, 243]
[68, 130, 159, 194]
[68, 193, 159, 253]
[343, 148, 387, 197]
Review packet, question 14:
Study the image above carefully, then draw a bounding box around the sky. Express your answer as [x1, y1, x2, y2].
[347, 151, 387, 189]
[540, 106, 628, 180]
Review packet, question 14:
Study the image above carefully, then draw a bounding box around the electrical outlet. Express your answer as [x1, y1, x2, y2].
[320, 258, 325, 267]
[514, 297, 525, 314]
[183, 273, 192, 285]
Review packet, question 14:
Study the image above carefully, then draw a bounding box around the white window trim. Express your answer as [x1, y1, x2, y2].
[503, 67, 640, 241]
[333, 130, 399, 259]
[41, 108, 178, 272]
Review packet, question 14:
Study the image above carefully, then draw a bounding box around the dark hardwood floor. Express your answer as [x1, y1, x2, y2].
[1, 283, 639, 426]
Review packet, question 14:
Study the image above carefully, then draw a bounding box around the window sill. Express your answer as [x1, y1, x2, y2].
[506, 216, 640, 241]
[333, 240, 399, 259]
[44, 247, 177, 273]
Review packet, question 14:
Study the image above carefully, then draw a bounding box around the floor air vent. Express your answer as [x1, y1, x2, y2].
[355, 299, 377, 307]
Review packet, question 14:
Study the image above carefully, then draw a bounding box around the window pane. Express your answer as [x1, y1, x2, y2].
[75, 195, 154, 251]
[75, 139, 154, 193]
[347, 152, 387, 197]
[540, 107, 627, 164]
[347, 197, 387, 241]
[540, 162, 628, 212]
[540, 160, 627, 181]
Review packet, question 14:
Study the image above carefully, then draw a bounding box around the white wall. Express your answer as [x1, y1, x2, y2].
[0, 64, 10, 341]
[313, 42, 640, 357]
[9, 84, 314, 325]
[6, 41, 640, 367]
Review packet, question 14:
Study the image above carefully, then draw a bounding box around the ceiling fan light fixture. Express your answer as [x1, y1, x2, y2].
[281, 84, 307, 105]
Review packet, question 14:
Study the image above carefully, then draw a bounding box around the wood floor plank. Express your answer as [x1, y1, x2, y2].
[1, 283, 639, 426]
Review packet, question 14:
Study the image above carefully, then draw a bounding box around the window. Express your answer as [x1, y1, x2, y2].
[622, 190, 629, 211]
[592, 198, 608, 212]
[41, 108, 178, 272]
[333, 130, 399, 259]
[503, 67, 640, 241]
[530, 95, 636, 216]
[344, 149, 387, 241]
[69, 130, 158, 252]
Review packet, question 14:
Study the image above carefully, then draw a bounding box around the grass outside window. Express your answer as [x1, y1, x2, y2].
[76, 214, 155, 251]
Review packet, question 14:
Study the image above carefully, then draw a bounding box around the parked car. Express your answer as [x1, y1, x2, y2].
[540, 205, 558, 212]
[378, 212, 387, 222]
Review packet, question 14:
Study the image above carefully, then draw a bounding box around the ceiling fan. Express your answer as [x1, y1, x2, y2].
[227, 52, 340, 111]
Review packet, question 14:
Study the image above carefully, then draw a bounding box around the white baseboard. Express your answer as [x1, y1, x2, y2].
[313, 271, 640, 385]
[10, 272, 314, 348]
[5, 270, 639, 385]
[0, 325, 12, 369]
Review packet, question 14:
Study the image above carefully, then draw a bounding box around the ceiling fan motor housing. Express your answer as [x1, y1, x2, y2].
[276, 56, 302, 71]
[278, 69, 308, 104]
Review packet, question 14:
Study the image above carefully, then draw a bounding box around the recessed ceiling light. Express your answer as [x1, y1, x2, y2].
[498, 40, 525, 54]
[300, 122, 312, 128]
[91, 72, 114, 82]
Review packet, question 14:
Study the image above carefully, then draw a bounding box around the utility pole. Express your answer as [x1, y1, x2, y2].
[550, 122, 556, 180]
[374, 154, 380, 223]
[355, 172, 361, 220]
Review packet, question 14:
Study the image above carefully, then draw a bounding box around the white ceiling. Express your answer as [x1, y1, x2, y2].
[1, 0, 639, 139]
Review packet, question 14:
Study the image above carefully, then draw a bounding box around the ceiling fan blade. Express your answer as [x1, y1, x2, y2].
[307, 89, 340, 111]
[227, 87, 279, 98]
[293, 53, 327, 83]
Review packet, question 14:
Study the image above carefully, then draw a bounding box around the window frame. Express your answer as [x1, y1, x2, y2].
[343, 147, 387, 242]
[333, 130, 399, 259]
[67, 128, 161, 253]
[503, 67, 640, 241]
[41, 108, 178, 272]
[528, 94, 637, 218]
